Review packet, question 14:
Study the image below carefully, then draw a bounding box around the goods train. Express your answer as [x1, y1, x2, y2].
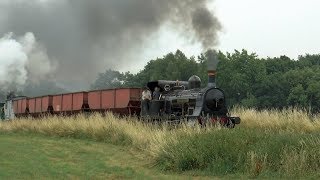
[1, 82, 240, 127]
[1, 57, 240, 128]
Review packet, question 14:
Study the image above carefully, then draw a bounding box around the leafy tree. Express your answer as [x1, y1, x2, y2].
[297, 54, 320, 68]
[217, 50, 266, 107]
[265, 55, 295, 74]
[91, 69, 125, 90]
[306, 81, 320, 112]
[134, 50, 198, 83]
[287, 84, 308, 108]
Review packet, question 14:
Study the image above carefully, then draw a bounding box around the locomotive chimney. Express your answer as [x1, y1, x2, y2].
[206, 50, 219, 87]
[208, 69, 216, 87]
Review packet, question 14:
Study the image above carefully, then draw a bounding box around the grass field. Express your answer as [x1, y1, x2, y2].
[0, 133, 207, 179]
[1, 108, 320, 179]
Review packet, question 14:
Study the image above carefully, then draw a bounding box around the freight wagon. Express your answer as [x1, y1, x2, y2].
[5, 88, 142, 119]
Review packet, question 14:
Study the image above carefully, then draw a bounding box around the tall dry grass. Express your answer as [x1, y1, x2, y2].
[233, 107, 320, 133]
[0, 113, 204, 158]
[1, 108, 320, 177]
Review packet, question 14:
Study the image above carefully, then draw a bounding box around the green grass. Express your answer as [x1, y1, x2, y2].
[0, 133, 202, 179]
[156, 128, 320, 178]
[1, 108, 320, 179]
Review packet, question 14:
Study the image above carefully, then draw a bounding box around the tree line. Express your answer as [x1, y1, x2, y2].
[91, 49, 320, 112]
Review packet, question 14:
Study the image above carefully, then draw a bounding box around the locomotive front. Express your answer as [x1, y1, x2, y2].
[190, 79, 241, 128]
[177, 74, 240, 127]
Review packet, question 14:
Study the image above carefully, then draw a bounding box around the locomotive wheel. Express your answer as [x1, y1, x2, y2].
[197, 116, 236, 128]
[226, 120, 235, 128]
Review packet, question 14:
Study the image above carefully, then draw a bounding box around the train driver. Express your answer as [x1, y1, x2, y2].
[141, 87, 152, 115]
[142, 87, 152, 101]
[152, 87, 161, 100]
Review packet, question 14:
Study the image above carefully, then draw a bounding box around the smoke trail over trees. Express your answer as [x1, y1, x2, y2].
[0, 0, 221, 90]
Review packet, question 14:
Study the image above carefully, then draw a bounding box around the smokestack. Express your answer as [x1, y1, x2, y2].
[208, 70, 216, 87]
[206, 50, 219, 87]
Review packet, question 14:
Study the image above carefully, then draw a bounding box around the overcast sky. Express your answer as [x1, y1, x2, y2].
[134, 0, 320, 72]
[216, 0, 319, 58]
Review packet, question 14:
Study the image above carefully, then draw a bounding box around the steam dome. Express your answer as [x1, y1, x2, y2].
[188, 75, 201, 89]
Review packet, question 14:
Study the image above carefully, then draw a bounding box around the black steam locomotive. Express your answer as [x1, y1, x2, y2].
[141, 70, 241, 128]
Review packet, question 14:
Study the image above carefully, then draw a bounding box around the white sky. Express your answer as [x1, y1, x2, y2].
[215, 0, 320, 58]
[129, 0, 320, 73]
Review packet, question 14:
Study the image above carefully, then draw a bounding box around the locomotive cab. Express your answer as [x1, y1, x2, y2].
[142, 76, 203, 120]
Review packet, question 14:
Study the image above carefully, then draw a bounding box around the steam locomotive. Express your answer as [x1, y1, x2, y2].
[141, 72, 240, 128]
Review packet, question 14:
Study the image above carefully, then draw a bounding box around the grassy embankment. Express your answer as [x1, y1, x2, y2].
[1, 107, 320, 178]
[0, 133, 196, 179]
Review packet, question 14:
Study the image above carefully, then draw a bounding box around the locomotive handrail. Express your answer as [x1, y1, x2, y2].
[172, 85, 185, 91]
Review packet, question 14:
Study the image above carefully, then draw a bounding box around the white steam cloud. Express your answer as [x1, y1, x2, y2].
[0, 32, 56, 91]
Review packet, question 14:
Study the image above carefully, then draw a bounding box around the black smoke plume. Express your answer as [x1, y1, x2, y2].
[0, 0, 221, 90]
